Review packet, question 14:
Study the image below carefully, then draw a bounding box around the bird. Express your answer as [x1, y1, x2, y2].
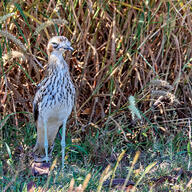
[33, 36, 75, 169]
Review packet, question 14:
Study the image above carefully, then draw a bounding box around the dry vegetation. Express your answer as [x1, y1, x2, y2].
[0, 0, 192, 191]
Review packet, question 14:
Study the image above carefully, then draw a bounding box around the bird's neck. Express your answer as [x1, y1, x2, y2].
[48, 51, 69, 73]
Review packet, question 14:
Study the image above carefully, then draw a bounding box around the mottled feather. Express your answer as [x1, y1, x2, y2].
[33, 36, 75, 165]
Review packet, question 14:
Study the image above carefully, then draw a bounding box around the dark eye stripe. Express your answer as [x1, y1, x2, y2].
[52, 42, 59, 48]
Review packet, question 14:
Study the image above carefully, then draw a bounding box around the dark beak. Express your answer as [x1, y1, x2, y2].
[58, 45, 74, 51]
[66, 46, 74, 51]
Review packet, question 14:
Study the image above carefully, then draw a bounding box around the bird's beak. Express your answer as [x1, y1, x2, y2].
[58, 44, 74, 52]
[66, 45, 74, 51]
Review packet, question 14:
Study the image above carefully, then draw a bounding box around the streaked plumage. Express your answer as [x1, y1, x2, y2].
[33, 36, 75, 168]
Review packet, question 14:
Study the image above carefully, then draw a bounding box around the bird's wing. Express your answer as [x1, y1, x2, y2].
[33, 78, 47, 122]
[33, 63, 53, 122]
[33, 90, 41, 122]
[33, 102, 39, 122]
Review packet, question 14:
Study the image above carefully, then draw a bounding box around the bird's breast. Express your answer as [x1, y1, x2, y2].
[38, 71, 75, 119]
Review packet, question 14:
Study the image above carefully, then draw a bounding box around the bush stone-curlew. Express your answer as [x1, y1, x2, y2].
[33, 36, 75, 168]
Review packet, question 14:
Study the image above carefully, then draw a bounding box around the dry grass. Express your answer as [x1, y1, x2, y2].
[0, 0, 192, 191]
[0, 1, 191, 128]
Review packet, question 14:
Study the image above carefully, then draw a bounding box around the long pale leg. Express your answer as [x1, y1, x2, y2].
[43, 118, 49, 162]
[61, 119, 67, 169]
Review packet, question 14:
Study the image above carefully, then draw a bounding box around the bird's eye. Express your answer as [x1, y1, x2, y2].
[52, 42, 59, 48]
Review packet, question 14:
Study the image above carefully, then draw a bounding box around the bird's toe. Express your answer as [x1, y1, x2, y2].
[34, 155, 51, 162]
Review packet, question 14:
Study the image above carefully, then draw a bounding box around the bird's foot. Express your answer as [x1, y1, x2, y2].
[33, 144, 54, 163]
[34, 155, 51, 163]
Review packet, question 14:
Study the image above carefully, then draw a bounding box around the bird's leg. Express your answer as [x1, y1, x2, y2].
[61, 119, 67, 169]
[43, 118, 49, 163]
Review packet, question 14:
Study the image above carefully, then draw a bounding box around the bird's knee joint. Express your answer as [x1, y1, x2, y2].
[44, 143, 48, 148]
[61, 140, 65, 147]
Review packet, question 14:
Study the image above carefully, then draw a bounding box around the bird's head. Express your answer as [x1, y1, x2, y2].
[47, 36, 74, 56]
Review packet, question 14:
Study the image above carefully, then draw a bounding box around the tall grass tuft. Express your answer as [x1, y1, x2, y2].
[0, 30, 26, 52]
[34, 19, 68, 35]
[128, 96, 142, 120]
